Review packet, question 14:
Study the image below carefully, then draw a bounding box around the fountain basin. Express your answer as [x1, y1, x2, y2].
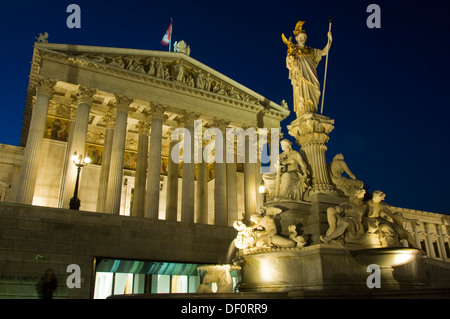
[351, 247, 422, 268]
[233, 245, 426, 292]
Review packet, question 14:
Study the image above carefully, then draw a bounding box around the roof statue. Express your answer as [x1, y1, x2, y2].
[35, 32, 49, 43]
[174, 40, 191, 56]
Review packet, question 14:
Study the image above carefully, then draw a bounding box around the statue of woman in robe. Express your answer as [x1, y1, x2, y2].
[283, 21, 332, 117]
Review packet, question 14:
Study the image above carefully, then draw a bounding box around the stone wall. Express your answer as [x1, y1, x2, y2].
[0, 202, 236, 299]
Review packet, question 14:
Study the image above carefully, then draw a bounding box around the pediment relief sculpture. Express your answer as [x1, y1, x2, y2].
[67, 53, 260, 105]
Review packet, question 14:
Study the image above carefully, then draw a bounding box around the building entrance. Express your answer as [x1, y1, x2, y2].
[93, 257, 237, 298]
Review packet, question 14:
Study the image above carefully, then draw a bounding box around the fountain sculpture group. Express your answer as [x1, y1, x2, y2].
[197, 20, 428, 295]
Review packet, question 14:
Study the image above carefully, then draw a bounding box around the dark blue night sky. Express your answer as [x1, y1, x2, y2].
[0, 1, 448, 214]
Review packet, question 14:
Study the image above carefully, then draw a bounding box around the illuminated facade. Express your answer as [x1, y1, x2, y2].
[0, 41, 449, 298]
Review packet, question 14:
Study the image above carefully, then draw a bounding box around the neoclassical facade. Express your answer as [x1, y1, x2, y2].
[10, 42, 289, 226]
[0, 42, 448, 258]
[0, 40, 449, 298]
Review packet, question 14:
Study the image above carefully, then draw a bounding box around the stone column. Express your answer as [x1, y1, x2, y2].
[165, 128, 179, 222]
[424, 223, 436, 258]
[195, 140, 209, 224]
[105, 95, 132, 214]
[131, 120, 150, 218]
[213, 119, 229, 226]
[254, 133, 263, 210]
[181, 112, 198, 223]
[96, 112, 115, 213]
[57, 106, 77, 208]
[243, 127, 257, 221]
[287, 113, 335, 193]
[226, 161, 238, 226]
[411, 222, 421, 251]
[437, 224, 448, 262]
[61, 86, 96, 209]
[225, 136, 238, 225]
[16, 77, 55, 204]
[144, 104, 166, 219]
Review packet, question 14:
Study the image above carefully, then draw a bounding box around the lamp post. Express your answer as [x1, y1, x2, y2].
[69, 152, 90, 210]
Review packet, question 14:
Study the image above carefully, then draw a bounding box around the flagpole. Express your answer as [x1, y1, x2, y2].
[169, 17, 173, 52]
[320, 17, 332, 115]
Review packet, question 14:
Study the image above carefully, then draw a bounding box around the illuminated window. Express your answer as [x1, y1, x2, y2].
[93, 258, 229, 299]
[94, 272, 113, 299]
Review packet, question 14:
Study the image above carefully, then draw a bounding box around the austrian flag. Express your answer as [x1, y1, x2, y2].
[161, 21, 172, 46]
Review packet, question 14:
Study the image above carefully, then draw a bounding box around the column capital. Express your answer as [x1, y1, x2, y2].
[150, 104, 167, 120]
[212, 118, 230, 132]
[287, 114, 334, 147]
[35, 76, 56, 97]
[183, 111, 200, 125]
[137, 120, 151, 135]
[102, 112, 115, 128]
[115, 94, 133, 112]
[69, 106, 77, 120]
[77, 86, 97, 105]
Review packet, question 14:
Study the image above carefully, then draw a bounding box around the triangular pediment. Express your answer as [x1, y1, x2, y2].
[34, 43, 290, 117]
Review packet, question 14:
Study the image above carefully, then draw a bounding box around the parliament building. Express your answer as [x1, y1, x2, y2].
[0, 41, 449, 298]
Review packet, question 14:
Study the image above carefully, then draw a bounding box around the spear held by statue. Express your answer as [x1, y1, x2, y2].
[320, 17, 332, 114]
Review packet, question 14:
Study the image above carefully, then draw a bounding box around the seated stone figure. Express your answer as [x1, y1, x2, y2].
[328, 154, 364, 196]
[261, 139, 310, 201]
[233, 207, 298, 250]
[366, 190, 420, 249]
[278, 139, 310, 200]
[320, 188, 367, 245]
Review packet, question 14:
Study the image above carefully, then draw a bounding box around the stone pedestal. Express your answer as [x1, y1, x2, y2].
[287, 112, 335, 193]
[233, 245, 426, 293]
[263, 192, 347, 246]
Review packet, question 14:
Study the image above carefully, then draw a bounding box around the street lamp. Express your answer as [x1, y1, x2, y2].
[69, 152, 90, 210]
[259, 182, 267, 204]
